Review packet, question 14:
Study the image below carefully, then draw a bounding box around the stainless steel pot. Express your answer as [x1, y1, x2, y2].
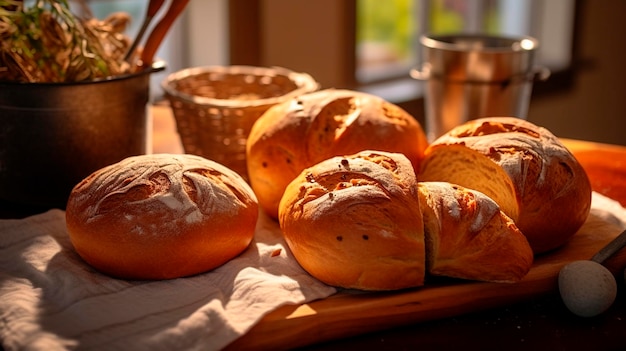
[411, 34, 550, 141]
[0, 62, 165, 209]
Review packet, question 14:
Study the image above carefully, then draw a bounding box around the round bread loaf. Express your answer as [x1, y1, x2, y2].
[66, 154, 259, 280]
[418, 117, 592, 254]
[278, 151, 426, 291]
[247, 88, 428, 218]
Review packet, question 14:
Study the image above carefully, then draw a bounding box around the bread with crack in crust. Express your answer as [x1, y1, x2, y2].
[278, 150, 425, 291]
[66, 154, 258, 280]
[418, 117, 592, 254]
[247, 88, 428, 219]
[279, 150, 534, 290]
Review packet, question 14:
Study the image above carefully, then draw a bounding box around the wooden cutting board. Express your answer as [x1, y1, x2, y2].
[226, 139, 626, 350]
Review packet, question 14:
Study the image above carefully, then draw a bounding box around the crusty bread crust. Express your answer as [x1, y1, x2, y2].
[419, 117, 592, 254]
[66, 154, 258, 280]
[418, 182, 533, 282]
[279, 151, 425, 291]
[247, 89, 428, 218]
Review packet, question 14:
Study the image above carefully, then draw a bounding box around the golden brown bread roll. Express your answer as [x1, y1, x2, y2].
[278, 151, 426, 291]
[278, 150, 533, 290]
[247, 88, 428, 219]
[418, 182, 533, 283]
[66, 154, 258, 280]
[418, 117, 592, 254]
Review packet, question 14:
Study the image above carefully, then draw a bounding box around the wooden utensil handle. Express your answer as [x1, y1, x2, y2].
[592, 229, 626, 263]
[139, 0, 190, 69]
[124, 0, 166, 61]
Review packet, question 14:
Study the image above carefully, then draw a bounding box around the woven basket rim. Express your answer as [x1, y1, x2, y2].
[161, 65, 319, 108]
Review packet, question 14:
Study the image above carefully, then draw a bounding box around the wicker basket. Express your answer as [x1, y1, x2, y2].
[162, 65, 319, 179]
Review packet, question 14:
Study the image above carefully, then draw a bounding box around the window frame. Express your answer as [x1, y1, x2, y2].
[227, 0, 580, 118]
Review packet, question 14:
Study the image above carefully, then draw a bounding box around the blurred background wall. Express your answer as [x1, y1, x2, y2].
[527, 0, 626, 146]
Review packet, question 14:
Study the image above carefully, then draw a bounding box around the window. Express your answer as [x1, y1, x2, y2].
[355, 0, 576, 100]
[356, 0, 417, 84]
[423, 0, 576, 72]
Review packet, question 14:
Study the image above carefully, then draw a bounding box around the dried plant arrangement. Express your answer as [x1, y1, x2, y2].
[0, 0, 133, 82]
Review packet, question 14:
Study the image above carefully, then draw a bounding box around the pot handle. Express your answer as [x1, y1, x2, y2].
[409, 64, 551, 83]
[150, 60, 167, 74]
[409, 63, 431, 81]
[531, 66, 551, 82]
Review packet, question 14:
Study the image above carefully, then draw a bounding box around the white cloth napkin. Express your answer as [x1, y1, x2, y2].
[0, 209, 336, 351]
